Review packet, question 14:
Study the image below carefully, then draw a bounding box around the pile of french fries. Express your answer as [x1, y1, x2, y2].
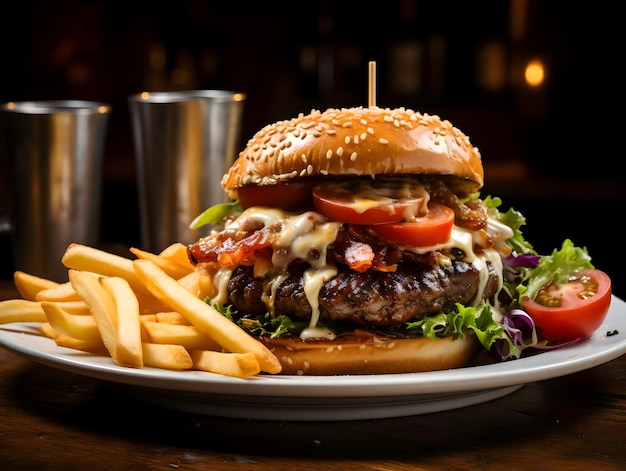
[0, 243, 282, 378]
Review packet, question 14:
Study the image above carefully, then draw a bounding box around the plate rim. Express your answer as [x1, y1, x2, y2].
[1, 295, 625, 400]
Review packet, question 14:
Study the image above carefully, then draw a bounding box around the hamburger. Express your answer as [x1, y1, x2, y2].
[185, 106, 595, 375]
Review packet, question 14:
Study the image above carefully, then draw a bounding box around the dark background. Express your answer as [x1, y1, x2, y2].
[0, 0, 624, 297]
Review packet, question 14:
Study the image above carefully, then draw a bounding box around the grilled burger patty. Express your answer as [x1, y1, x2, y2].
[227, 258, 500, 327]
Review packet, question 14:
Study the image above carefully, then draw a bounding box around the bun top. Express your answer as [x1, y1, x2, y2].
[222, 106, 484, 197]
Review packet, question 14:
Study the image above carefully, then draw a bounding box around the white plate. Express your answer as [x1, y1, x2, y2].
[2, 296, 626, 421]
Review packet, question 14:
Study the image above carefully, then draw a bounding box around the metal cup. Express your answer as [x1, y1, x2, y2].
[128, 90, 246, 254]
[0, 100, 111, 282]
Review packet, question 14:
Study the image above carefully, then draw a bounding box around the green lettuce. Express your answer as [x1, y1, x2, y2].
[189, 201, 243, 230]
[521, 239, 594, 300]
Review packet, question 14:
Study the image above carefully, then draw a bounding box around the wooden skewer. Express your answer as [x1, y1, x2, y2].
[368, 61, 376, 107]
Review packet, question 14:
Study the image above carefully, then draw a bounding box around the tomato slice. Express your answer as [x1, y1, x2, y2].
[312, 181, 427, 225]
[237, 182, 314, 211]
[367, 203, 455, 247]
[522, 268, 612, 342]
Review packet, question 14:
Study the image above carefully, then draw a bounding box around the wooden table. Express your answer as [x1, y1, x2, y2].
[1, 280, 626, 471]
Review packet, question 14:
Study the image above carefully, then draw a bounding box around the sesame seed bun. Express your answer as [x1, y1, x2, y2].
[262, 333, 480, 375]
[221, 106, 484, 199]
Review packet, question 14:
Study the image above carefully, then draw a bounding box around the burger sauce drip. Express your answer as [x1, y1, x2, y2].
[205, 207, 342, 339]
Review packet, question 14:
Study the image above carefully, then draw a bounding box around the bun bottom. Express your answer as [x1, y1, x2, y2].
[261, 334, 480, 375]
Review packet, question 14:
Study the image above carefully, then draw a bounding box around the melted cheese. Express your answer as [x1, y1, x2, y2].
[302, 266, 338, 337]
[215, 208, 341, 334]
[212, 267, 234, 306]
[214, 205, 511, 338]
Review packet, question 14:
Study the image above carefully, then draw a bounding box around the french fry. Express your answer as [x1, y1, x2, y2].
[141, 320, 222, 350]
[101, 276, 143, 368]
[55, 334, 107, 355]
[68, 269, 118, 360]
[140, 313, 157, 322]
[158, 242, 196, 271]
[13, 271, 59, 301]
[130, 247, 193, 280]
[155, 311, 190, 325]
[40, 320, 106, 354]
[177, 270, 215, 300]
[62, 243, 169, 313]
[39, 322, 59, 339]
[62, 243, 148, 295]
[190, 350, 261, 377]
[141, 342, 193, 370]
[54, 300, 92, 315]
[0, 299, 47, 324]
[36, 281, 82, 302]
[40, 301, 101, 342]
[138, 311, 190, 324]
[133, 259, 282, 374]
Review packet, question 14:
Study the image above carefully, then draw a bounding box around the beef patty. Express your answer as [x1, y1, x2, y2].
[227, 259, 500, 327]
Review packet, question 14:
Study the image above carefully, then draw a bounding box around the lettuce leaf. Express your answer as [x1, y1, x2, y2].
[405, 303, 525, 358]
[189, 201, 243, 230]
[521, 239, 594, 300]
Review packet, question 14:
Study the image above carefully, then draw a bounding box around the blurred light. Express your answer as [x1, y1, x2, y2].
[476, 41, 506, 91]
[388, 40, 423, 95]
[524, 59, 545, 87]
[149, 43, 167, 70]
[509, 0, 528, 43]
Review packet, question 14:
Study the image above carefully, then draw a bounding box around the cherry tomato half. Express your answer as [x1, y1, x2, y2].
[237, 182, 314, 211]
[367, 203, 455, 247]
[312, 183, 426, 225]
[522, 268, 612, 342]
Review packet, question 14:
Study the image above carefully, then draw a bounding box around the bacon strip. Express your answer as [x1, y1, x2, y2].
[343, 241, 374, 273]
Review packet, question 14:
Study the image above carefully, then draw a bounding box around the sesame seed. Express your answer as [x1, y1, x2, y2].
[379, 138, 389, 144]
[354, 135, 359, 144]
[343, 122, 353, 128]
[367, 127, 374, 134]
[307, 164, 313, 175]
[360, 118, 367, 125]
[326, 149, 333, 159]
[350, 152, 357, 161]
[345, 136, 351, 144]
[301, 153, 307, 163]
[360, 133, 367, 140]
[336, 147, 344, 156]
